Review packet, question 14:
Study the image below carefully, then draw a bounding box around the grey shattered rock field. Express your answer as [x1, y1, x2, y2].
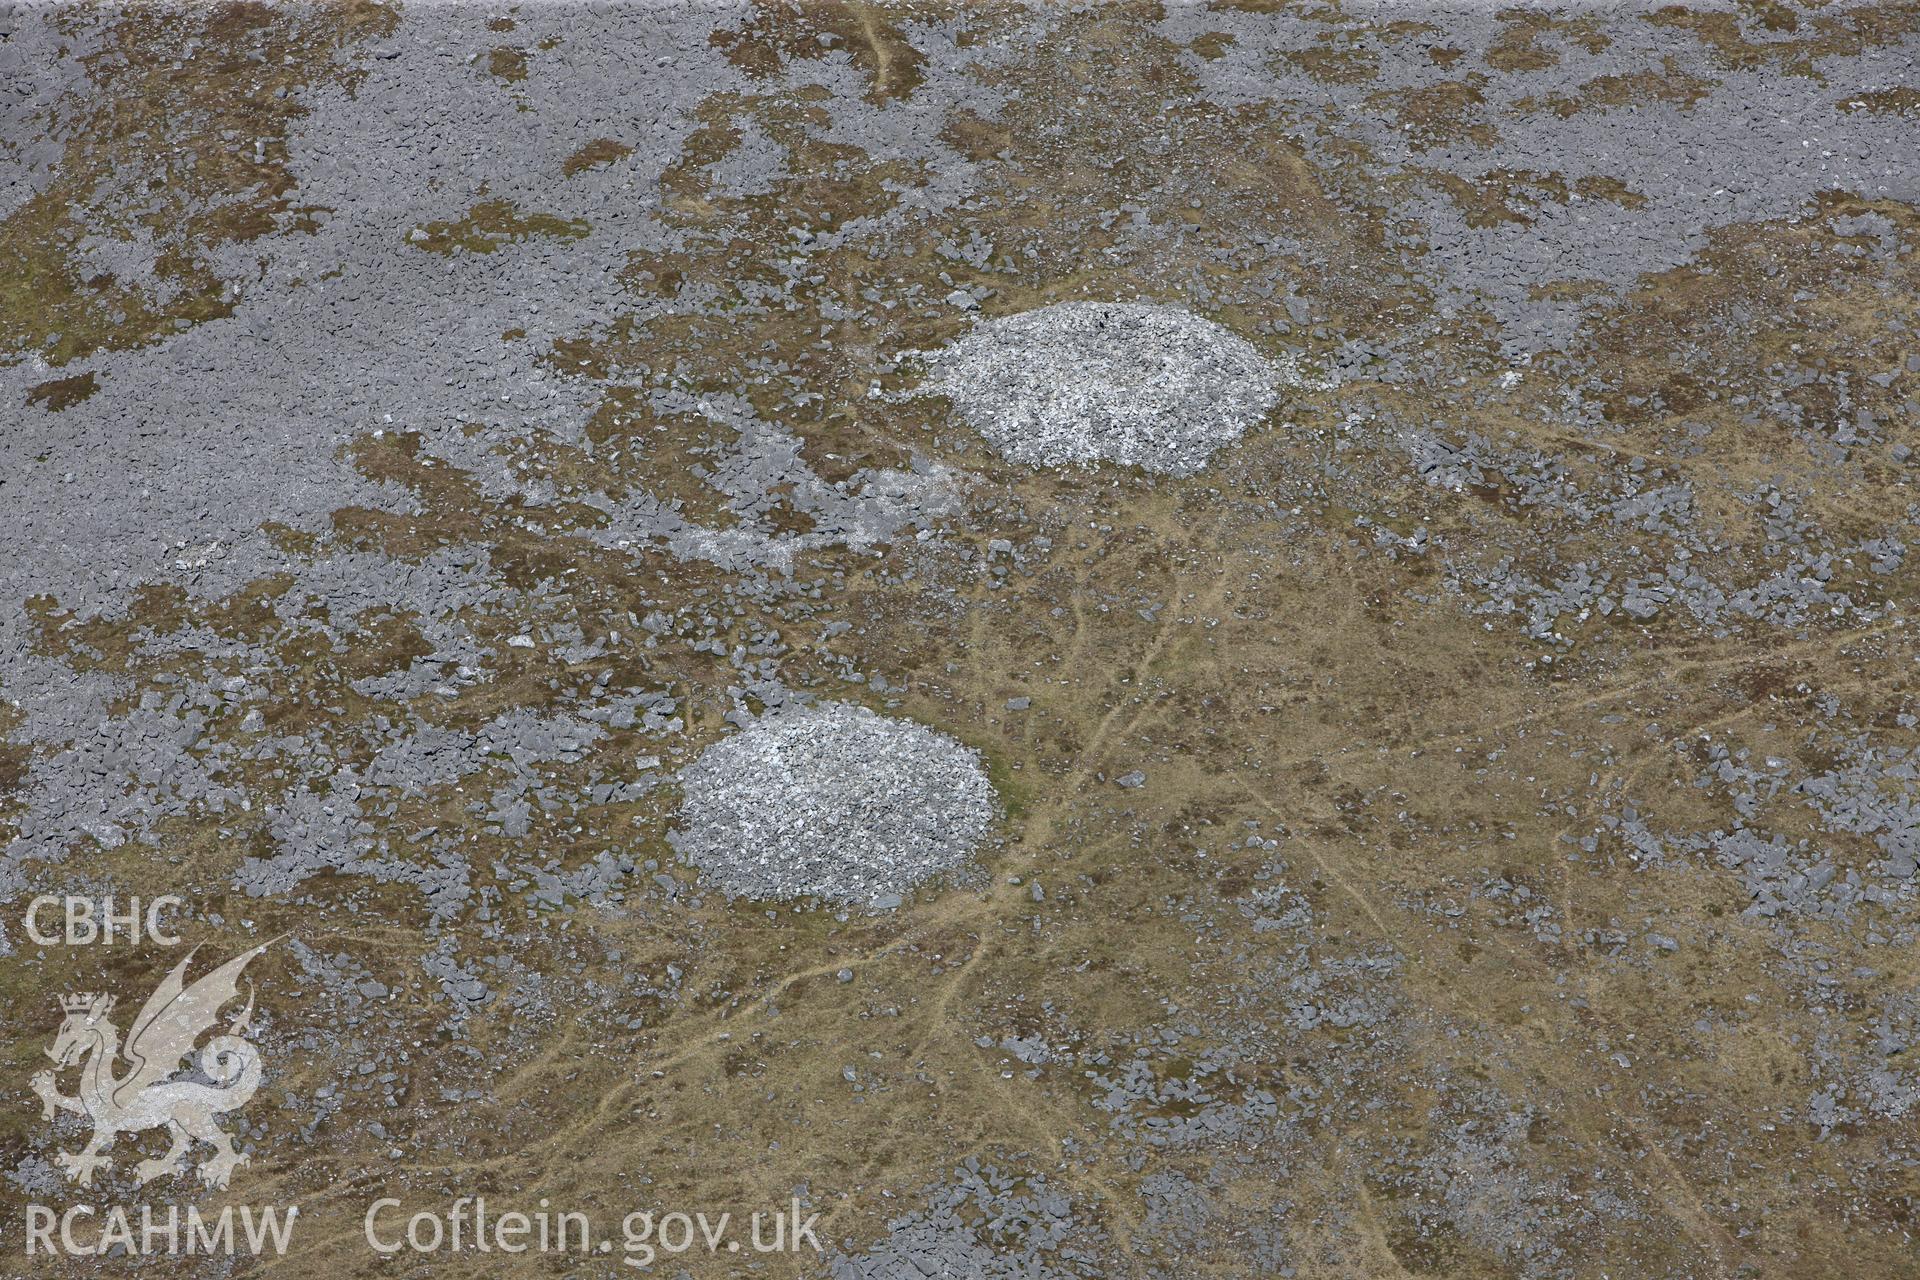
[3, 1, 1920, 1277]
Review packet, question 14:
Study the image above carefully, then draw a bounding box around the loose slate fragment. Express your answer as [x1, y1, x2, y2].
[924, 301, 1298, 476]
[670, 702, 994, 905]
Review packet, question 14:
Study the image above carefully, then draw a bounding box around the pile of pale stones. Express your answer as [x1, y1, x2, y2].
[670, 305, 1292, 908]
[924, 300, 1294, 476]
[670, 702, 994, 907]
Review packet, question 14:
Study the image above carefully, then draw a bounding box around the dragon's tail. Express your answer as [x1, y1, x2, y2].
[197, 1035, 263, 1112]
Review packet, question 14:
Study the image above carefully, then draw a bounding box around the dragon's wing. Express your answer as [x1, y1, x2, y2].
[113, 939, 275, 1110]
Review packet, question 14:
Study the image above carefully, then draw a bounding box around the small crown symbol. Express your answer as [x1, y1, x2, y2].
[61, 993, 104, 1013]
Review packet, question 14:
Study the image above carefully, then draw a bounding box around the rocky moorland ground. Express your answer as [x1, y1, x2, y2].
[3, 2, 1920, 1277]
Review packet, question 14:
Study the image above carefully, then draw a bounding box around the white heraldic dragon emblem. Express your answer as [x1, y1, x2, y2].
[33, 940, 276, 1189]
